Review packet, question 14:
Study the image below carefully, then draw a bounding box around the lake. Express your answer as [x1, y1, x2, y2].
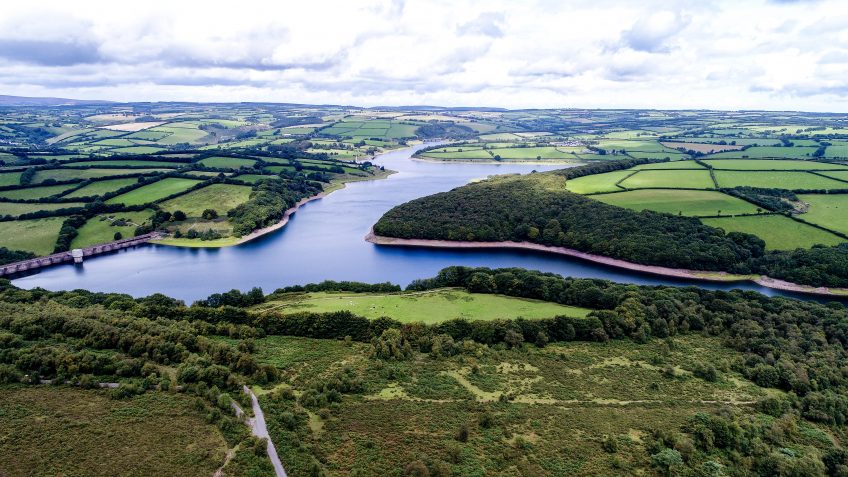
[12, 144, 839, 303]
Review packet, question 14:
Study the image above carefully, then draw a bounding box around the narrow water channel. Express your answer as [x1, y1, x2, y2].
[12, 145, 838, 303]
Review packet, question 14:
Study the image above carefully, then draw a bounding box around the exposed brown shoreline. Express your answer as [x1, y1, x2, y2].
[365, 232, 848, 297]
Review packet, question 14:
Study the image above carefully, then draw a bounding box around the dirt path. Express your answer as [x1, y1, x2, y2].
[243, 386, 287, 477]
[366, 232, 848, 297]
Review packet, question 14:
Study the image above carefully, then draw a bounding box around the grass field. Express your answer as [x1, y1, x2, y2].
[198, 156, 257, 169]
[62, 178, 139, 198]
[158, 183, 252, 216]
[0, 184, 76, 200]
[0, 386, 227, 477]
[487, 146, 577, 160]
[797, 194, 848, 236]
[233, 173, 276, 183]
[702, 159, 848, 170]
[0, 201, 85, 217]
[565, 170, 632, 194]
[419, 149, 497, 160]
[819, 170, 848, 182]
[106, 178, 202, 206]
[593, 189, 759, 217]
[629, 160, 704, 170]
[713, 170, 848, 189]
[68, 160, 180, 167]
[619, 169, 715, 189]
[702, 215, 844, 250]
[33, 168, 168, 183]
[0, 171, 22, 186]
[260, 289, 590, 323]
[71, 210, 154, 248]
[0, 217, 65, 254]
[706, 146, 820, 159]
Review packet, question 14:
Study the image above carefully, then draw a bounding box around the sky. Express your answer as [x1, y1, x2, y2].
[0, 0, 846, 111]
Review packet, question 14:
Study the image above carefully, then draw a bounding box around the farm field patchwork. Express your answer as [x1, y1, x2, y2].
[33, 168, 169, 183]
[629, 160, 704, 170]
[106, 178, 202, 206]
[713, 170, 848, 189]
[702, 159, 848, 170]
[259, 288, 591, 323]
[71, 210, 154, 248]
[592, 189, 759, 217]
[0, 201, 85, 217]
[705, 146, 820, 159]
[198, 156, 257, 169]
[0, 184, 76, 200]
[701, 215, 843, 250]
[0, 171, 22, 186]
[61, 178, 139, 198]
[564, 170, 633, 194]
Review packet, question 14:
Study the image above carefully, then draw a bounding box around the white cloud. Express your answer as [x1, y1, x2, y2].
[0, 0, 844, 111]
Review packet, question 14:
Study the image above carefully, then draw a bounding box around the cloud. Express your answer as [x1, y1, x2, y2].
[0, 0, 844, 111]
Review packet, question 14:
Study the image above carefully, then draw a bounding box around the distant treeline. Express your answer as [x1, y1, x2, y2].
[373, 160, 848, 288]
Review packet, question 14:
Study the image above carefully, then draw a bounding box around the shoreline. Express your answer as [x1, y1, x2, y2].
[153, 169, 396, 248]
[411, 155, 584, 166]
[365, 232, 848, 297]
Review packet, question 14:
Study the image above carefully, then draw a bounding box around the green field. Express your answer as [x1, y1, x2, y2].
[819, 170, 848, 182]
[198, 156, 257, 169]
[593, 189, 758, 217]
[702, 215, 843, 250]
[234, 173, 276, 183]
[564, 170, 632, 194]
[0, 386, 227, 477]
[0, 171, 22, 186]
[33, 168, 168, 183]
[0, 201, 85, 217]
[488, 146, 577, 160]
[713, 170, 848, 189]
[418, 149, 496, 160]
[0, 184, 76, 200]
[706, 146, 820, 159]
[68, 160, 180, 167]
[109, 146, 167, 154]
[260, 288, 590, 323]
[62, 178, 139, 198]
[106, 178, 202, 206]
[159, 183, 252, 216]
[702, 159, 848, 170]
[629, 160, 704, 170]
[0, 217, 65, 255]
[71, 210, 154, 248]
[797, 194, 848, 235]
[619, 169, 715, 189]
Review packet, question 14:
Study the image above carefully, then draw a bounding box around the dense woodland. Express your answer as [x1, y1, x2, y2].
[374, 160, 848, 288]
[2, 267, 848, 475]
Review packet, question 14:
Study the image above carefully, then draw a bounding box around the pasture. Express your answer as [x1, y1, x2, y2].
[0, 171, 22, 186]
[564, 170, 632, 194]
[0, 184, 76, 200]
[234, 174, 276, 183]
[33, 168, 169, 183]
[593, 189, 758, 217]
[62, 178, 139, 198]
[619, 169, 715, 189]
[198, 156, 257, 169]
[629, 160, 704, 170]
[68, 159, 181, 167]
[0, 386, 227, 477]
[0, 201, 85, 217]
[702, 159, 848, 170]
[0, 217, 65, 255]
[705, 146, 820, 159]
[71, 211, 153, 248]
[713, 170, 848, 190]
[797, 194, 848, 236]
[159, 184, 252, 217]
[260, 288, 590, 323]
[702, 215, 843, 250]
[106, 178, 202, 206]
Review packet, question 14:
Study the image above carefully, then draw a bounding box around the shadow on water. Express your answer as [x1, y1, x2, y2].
[12, 144, 848, 304]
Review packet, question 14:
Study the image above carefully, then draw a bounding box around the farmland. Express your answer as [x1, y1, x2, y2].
[0, 217, 65, 255]
[106, 178, 202, 206]
[158, 183, 252, 217]
[70, 210, 153, 248]
[701, 215, 843, 250]
[593, 189, 758, 217]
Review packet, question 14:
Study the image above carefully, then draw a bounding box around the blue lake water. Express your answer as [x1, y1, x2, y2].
[12, 144, 840, 303]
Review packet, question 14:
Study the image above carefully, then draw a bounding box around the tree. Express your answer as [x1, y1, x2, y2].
[113, 232, 123, 241]
[651, 448, 683, 476]
[202, 209, 219, 220]
[173, 210, 187, 221]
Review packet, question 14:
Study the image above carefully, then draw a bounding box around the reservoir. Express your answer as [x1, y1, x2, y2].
[12, 145, 840, 303]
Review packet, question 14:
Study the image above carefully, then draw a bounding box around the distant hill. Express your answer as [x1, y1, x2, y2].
[0, 95, 113, 106]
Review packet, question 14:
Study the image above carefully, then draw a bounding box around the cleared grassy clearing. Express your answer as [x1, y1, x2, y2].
[713, 170, 847, 190]
[824, 142, 848, 158]
[625, 151, 685, 160]
[148, 125, 208, 145]
[564, 170, 632, 194]
[706, 146, 820, 159]
[0, 171, 22, 186]
[819, 170, 848, 182]
[62, 178, 138, 198]
[702, 215, 843, 250]
[797, 194, 848, 236]
[0, 184, 76, 200]
[198, 156, 257, 169]
[109, 146, 166, 154]
[0, 217, 65, 255]
[660, 141, 745, 153]
[0, 386, 227, 477]
[68, 160, 180, 167]
[106, 178, 202, 206]
[159, 183, 252, 217]
[71, 210, 153, 248]
[0, 201, 85, 217]
[703, 159, 848, 170]
[33, 168, 168, 183]
[234, 174, 277, 183]
[593, 189, 758, 217]
[620, 169, 715, 189]
[262, 288, 590, 323]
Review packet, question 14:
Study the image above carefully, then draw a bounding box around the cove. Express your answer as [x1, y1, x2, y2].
[12, 145, 843, 303]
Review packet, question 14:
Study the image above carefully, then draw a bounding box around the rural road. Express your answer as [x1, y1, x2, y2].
[244, 385, 288, 477]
